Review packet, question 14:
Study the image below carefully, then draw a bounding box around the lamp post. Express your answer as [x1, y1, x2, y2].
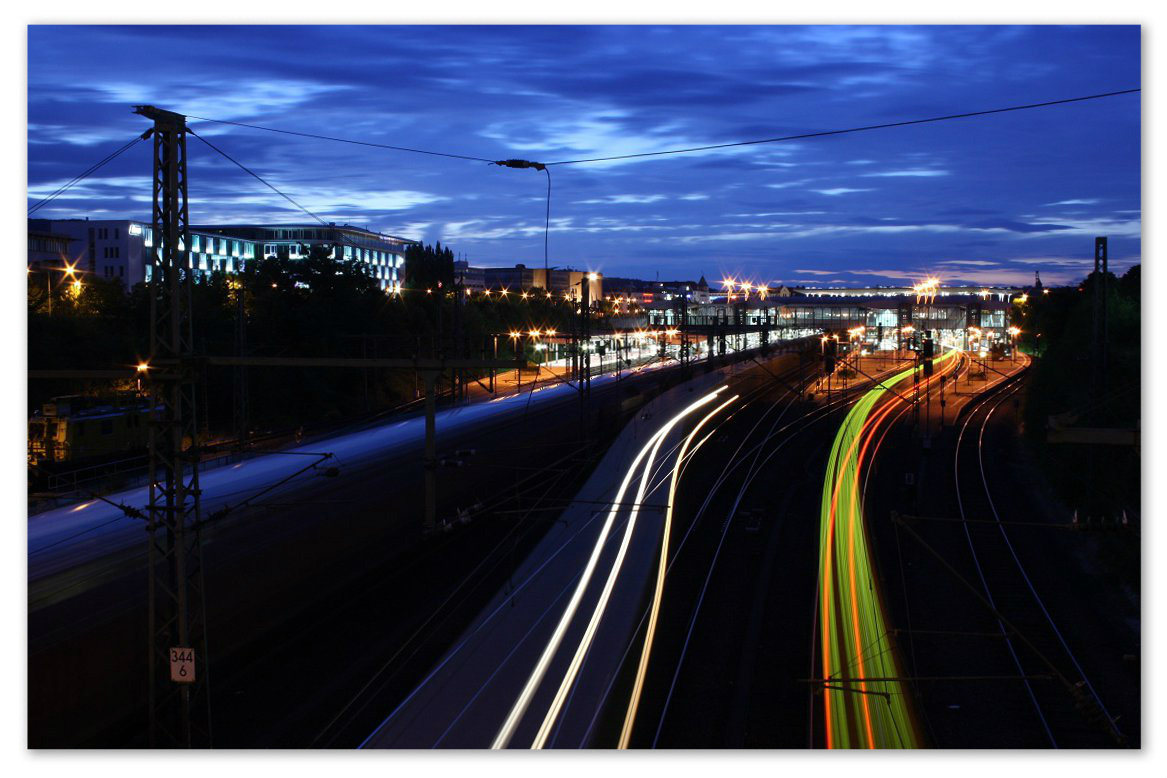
[30, 260, 80, 316]
[509, 331, 522, 392]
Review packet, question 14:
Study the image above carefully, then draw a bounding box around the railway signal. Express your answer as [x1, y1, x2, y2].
[922, 330, 935, 377]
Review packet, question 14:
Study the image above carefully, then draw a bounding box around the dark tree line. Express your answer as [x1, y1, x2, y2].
[1015, 264, 1140, 515]
[28, 242, 590, 439]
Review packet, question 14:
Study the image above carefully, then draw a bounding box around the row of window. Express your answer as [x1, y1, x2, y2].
[28, 236, 69, 253]
[102, 246, 121, 259]
[258, 243, 402, 267]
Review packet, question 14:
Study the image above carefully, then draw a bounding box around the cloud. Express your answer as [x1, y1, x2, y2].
[766, 179, 816, 190]
[812, 188, 875, 196]
[26, 25, 1142, 281]
[937, 259, 1001, 266]
[862, 169, 949, 178]
[574, 194, 668, 205]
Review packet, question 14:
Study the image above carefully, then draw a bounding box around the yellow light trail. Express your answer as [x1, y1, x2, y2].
[819, 348, 959, 749]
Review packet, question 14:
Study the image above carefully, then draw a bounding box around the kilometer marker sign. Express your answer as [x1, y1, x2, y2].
[169, 647, 195, 684]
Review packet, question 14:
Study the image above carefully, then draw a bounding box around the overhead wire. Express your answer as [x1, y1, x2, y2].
[27, 130, 152, 215]
[188, 127, 406, 285]
[181, 89, 1139, 169]
[188, 128, 331, 227]
[186, 114, 494, 163]
[543, 88, 1141, 165]
[161, 89, 1138, 289]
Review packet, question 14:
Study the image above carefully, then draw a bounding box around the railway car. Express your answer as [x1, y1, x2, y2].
[28, 394, 156, 467]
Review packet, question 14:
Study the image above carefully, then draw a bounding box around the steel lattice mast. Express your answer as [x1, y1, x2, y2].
[135, 104, 211, 748]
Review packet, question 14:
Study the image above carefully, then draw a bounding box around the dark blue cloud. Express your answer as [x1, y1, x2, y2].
[27, 24, 1141, 285]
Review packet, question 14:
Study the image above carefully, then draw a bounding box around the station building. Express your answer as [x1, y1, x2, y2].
[643, 289, 1020, 351]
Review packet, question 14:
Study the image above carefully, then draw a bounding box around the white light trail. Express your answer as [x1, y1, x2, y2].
[618, 393, 738, 748]
[491, 385, 727, 749]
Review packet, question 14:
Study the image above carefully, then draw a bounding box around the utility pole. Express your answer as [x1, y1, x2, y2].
[1092, 236, 1109, 421]
[233, 274, 248, 450]
[134, 105, 210, 748]
[453, 268, 464, 402]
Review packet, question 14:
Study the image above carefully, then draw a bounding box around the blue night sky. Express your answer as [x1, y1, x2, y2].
[27, 25, 1141, 287]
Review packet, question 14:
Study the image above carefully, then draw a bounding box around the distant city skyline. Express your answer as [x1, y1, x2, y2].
[28, 25, 1141, 286]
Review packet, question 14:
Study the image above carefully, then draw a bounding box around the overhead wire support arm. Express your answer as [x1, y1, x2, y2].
[491, 159, 552, 273]
[492, 159, 546, 171]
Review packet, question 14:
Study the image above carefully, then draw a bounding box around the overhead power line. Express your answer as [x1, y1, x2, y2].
[189, 128, 331, 227]
[181, 88, 1137, 169]
[186, 114, 494, 163]
[27, 129, 152, 215]
[543, 88, 1142, 165]
[189, 128, 414, 287]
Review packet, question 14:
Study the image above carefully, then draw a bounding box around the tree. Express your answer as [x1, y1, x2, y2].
[404, 241, 454, 292]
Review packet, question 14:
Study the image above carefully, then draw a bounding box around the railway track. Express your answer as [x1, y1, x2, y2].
[951, 369, 1125, 748]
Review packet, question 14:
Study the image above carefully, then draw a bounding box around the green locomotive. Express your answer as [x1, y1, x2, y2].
[28, 394, 155, 467]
